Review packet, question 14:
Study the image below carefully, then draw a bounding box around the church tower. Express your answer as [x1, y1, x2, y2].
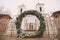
[36, 3, 45, 14]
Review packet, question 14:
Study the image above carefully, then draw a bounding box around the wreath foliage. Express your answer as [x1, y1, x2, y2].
[16, 10, 46, 38]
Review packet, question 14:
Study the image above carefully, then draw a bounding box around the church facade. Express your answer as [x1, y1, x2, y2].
[0, 0, 60, 40]
[0, 7, 60, 40]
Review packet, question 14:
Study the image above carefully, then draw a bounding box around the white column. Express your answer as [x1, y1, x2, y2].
[6, 21, 11, 36]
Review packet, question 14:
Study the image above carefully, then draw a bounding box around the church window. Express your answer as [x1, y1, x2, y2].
[39, 7, 42, 12]
[20, 8, 22, 13]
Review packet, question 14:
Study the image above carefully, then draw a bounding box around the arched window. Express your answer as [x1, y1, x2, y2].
[18, 4, 25, 13]
[39, 7, 42, 12]
[20, 8, 22, 13]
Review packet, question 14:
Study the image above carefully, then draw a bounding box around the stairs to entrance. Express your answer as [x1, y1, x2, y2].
[0, 36, 50, 40]
[17, 38, 49, 40]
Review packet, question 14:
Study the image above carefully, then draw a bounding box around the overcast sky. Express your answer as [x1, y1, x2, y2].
[0, 0, 60, 20]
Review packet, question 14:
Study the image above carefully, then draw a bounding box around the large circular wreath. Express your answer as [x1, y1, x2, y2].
[16, 10, 46, 38]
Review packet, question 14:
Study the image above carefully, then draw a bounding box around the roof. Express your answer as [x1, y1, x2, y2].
[51, 11, 60, 18]
[0, 14, 12, 19]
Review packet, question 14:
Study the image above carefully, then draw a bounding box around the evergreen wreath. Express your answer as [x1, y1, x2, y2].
[16, 10, 46, 38]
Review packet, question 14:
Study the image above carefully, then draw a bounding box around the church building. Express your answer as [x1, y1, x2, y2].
[0, 0, 60, 40]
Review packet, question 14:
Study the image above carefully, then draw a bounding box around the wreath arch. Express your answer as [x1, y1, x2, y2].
[16, 10, 46, 38]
